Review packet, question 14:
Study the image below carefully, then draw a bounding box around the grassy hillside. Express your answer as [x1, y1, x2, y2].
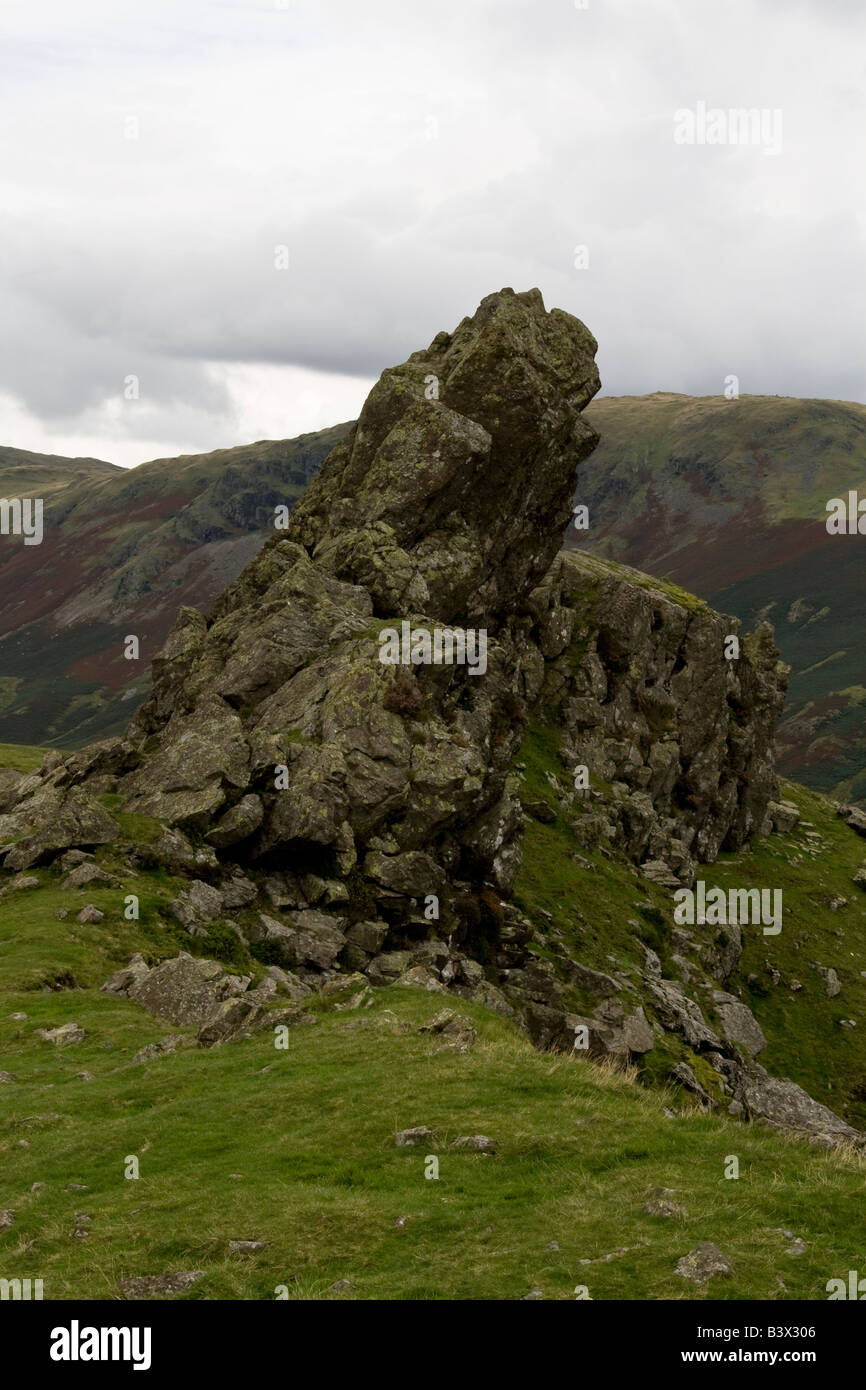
[1, 743, 864, 1301]
[514, 726, 866, 1128]
[0, 742, 50, 773]
[581, 394, 866, 530]
[0, 446, 119, 497]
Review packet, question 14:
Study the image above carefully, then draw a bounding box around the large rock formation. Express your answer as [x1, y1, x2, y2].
[0, 286, 784, 950]
[1, 290, 602, 922]
[5, 286, 838, 1141]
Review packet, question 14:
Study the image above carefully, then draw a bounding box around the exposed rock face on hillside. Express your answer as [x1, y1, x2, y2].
[4, 287, 847, 1147]
[90, 287, 603, 923]
[528, 550, 787, 880]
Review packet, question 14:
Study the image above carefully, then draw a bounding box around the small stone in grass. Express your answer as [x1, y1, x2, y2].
[675, 1242, 733, 1282]
[395, 1126, 434, 1147]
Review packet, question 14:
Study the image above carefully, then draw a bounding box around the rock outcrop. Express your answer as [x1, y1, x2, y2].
[524, 549, 787, 880]
[1, 288, 603, 948]
[102, 951, 297, 1047]
[3, 286, 842, 1145]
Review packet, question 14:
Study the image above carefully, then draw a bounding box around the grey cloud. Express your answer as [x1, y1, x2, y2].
[1, 0, 864, 457]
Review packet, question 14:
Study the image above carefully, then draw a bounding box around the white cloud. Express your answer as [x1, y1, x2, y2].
[1, 0, 864, 464]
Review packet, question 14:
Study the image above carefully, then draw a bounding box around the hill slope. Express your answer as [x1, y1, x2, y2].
[0, 446, 119, 496]
[1, 741, 864, 1300]
[2, 291, 864, 1305]
[0, 428, 349, 748]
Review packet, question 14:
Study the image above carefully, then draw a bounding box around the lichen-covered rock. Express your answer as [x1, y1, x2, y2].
[76, 905, 104, 924]
[146, 827, 214, 874]
[840, 803, 866, 834]
[60, 862, 119, 891]
[2, 286, 838, 1147]
[120, 698, 250, 827]
[119, 1270, 206, 1299]
[397, 965, 448, 993]
[419, 1009, 477, 1050]
[105, 950, 287, 1048]
[366, 950, 413, 986]
[395, 1126, 434, 1147]
[452, 1134, 496, 1154]
[0, 765, 24, 813]
[220, 872, 258, 909]
[675, 1243, 733, 1282]
[524, 1000, 653, 1061]
[101, 954, 151, 995]
[36, 1022, 85, 1046]
[123, 953, 247, 1027]
[766, 799, 800, 834]
[244, 912, 295, 947]
[286, 287, 600, 626]
[735, 1064, 866, 1148]
[569, 961, 622, 998]
[644, 1197, 688, 1218]
[281, 910, 348, 969]
[206, 794, 264, 848]
[197, 997, 262, 1047]
[264, 966, 312, 1000]
[132, 1035, 192, 1064]
[0, 290, 781, 966]
[643, 977, 722, 1050]
[6, 873, 40, 892]
[816, 965, 841, 998]
[712, 991, 767, 1056]
[344, 920, 389, 956]
[166, 880, 224, 929]
[0, 789, 119, 871]
[533, 551, 787, 874]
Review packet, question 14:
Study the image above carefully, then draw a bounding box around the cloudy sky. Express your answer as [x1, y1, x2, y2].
[2, 0, 864, 468]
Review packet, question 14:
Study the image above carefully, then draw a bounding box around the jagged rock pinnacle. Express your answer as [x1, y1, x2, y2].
[276, 286, 601, 627]
[0, 291, 600, 900]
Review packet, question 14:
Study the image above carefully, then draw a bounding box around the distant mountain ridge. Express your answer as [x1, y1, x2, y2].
[0, 445, 119, 495]
[0, 427, 350, 747]
[570, 393, 866, 800]
[2, 392, 866, 801]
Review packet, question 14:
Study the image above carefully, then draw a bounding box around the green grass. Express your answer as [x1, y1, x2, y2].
[2, 977, 865, 1301]
[711, 779, 866, 1126]
[2, 739, 866, 1300]
[0, 742, 49, 773]
[511, 727, 866, 1127]
[514, 725, 682, 1008]
[583, 394, 866, 528]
